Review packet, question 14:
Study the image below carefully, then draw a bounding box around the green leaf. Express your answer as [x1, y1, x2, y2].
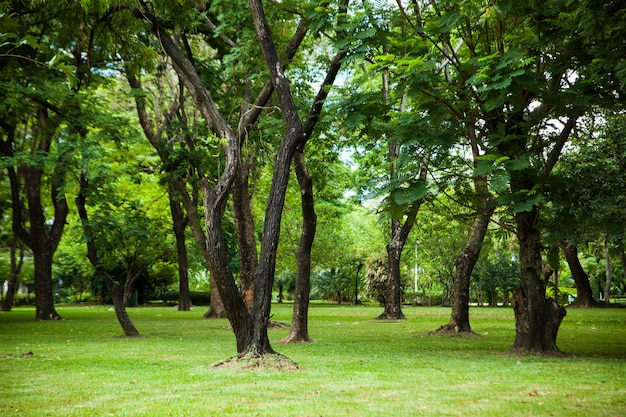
[391, 181, 427, 205]
[513, 194, 543, 212]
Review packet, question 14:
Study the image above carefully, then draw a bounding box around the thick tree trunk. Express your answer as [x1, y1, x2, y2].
[283, 149, 316, 343]
[25, 163, 65, 321]
[1, 237, 23, 312]
[168, 186, 192, 311]
[76, 176, 141, 337]
[32, 249, 60, 320]
[558, 240, 600, 307]
[510, 209, 566, 353]
[377, 241, 408, 320]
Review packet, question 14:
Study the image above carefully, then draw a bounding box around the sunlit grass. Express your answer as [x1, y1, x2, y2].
[1, 303, 625, 416]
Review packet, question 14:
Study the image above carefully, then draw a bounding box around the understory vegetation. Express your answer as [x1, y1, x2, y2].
[1, 304, 624, 417]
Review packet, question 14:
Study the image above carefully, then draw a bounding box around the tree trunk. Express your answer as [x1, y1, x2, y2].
[23, 162, 65, 321]
[32, 248, 60, 320]
[283, 149, 316, 343]
[76, 175, 141, 337]
[604, 235, 613, 304]
[168, 185, 192, 311]
[377, 241, 408, 320]
[510, 208, 566, 353]
[438, 180, 493, 333]
[1, 237, 24, 312]
[231, 158, 258, 311]
[558, 240, 599, 307]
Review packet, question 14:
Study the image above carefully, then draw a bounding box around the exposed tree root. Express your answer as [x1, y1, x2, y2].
[434, 323, 480, 337]
[374, 313, 407, 321]
[213, 352, 300, 371]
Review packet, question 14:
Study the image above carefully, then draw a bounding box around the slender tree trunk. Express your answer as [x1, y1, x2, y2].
[510, 208, 566, 353]
[76, 176, 141, 337]
[438, 178, 493, 333]
[558, 240, 599, 307]
[604, 235, 613, 304]
[1, 237, 24, 312]
[231, 158, 258, 311]
[283, 148, 316, 343]
[168, 186, 192, 311]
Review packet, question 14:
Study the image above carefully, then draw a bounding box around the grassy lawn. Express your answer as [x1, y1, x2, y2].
[1, 303, 625, 417]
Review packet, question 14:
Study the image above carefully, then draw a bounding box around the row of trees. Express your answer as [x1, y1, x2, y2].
[1, 0, 625, 359]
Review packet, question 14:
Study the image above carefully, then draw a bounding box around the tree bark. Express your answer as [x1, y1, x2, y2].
[510, 207, 566, 353]
[283, 148, 316, 343]
[558, 240, 600, 307]
[76, 174, 141, 337]
[231, 158, 258, 311]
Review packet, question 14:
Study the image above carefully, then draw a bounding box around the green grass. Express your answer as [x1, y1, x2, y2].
[1, 303, 625, 417]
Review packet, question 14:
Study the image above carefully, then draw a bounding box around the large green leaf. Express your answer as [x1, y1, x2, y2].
[391, 181, 427, 205]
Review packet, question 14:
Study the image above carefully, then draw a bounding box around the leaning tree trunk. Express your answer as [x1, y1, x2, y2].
[76, 176, 141, 337]
[558, 240, 600, 307]
[283, 148, 316, 343]
[510, 208, 566, 353]
[439, 206, 492, 333]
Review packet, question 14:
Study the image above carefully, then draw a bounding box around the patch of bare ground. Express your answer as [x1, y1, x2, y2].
[213, 353, 300, 371]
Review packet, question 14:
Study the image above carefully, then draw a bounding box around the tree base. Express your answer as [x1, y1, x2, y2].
[213, 352, 300, 371]
[202, 308, 228, 319]
[568, 299, 606, 308]
[280, 333, 314, 344]
[375, 312, 407, 320]
[435, 322, 479, 336]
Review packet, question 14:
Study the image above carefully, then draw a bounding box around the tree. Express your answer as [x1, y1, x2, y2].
[549, 114, 626, 306]
[0, 4, 88, 320]
[105, 0, 350, 360]
[370, 0, 626, 352]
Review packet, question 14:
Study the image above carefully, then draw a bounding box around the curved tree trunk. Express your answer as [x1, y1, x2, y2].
[283, 148, 316, 343]
[438, 205, 492, 333]
[76, 175, 141, 337]
[558, 240, 600, 307]
[377, 240, 408, 320]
